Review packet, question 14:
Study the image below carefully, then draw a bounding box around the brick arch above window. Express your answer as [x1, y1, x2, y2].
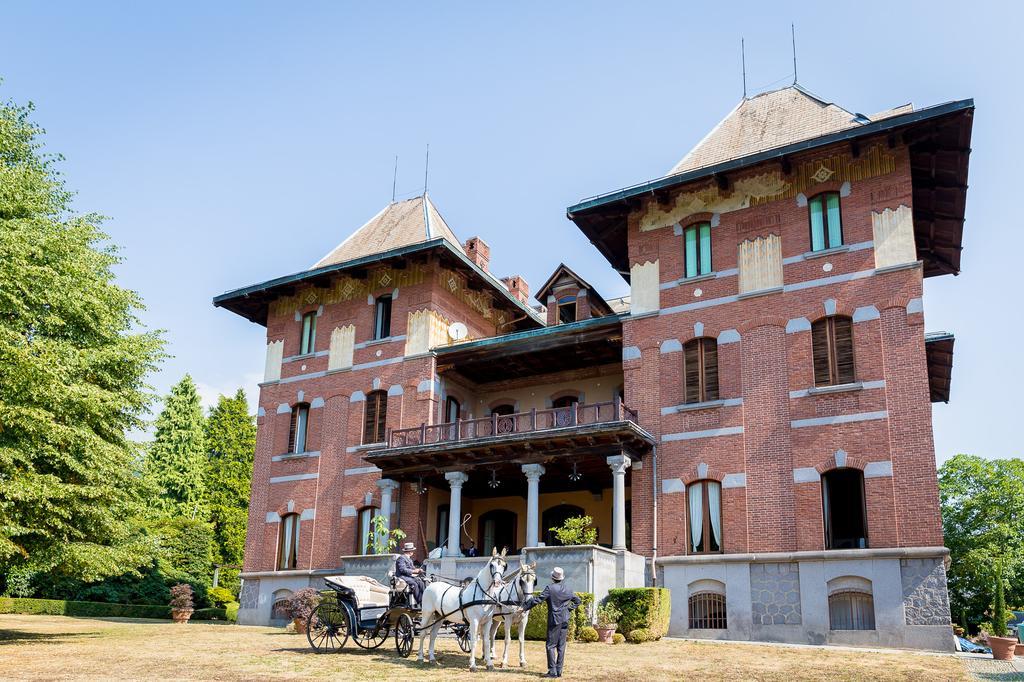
[487, 398, 519, 412]
[738, 316, 788, 334]
[814, 451, 868, 475]
[548, 390, 582, 406]
[681, 463, 725, 486]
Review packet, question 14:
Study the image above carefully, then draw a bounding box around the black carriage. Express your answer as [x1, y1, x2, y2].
[306, 572, 472, 657]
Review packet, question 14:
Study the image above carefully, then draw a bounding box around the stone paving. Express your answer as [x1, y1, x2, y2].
[962, 653, 1024, 680]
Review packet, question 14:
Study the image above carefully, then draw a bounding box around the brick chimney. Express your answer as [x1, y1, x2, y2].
[464, 237, 490, 271]
[502, 275, 530, 304]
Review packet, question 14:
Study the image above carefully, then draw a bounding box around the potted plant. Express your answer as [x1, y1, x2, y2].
[594, 602, 622, 643]
[283, 588, 321, 634]
[988, 563, 1017, 661]
[169, 584, 194, 624]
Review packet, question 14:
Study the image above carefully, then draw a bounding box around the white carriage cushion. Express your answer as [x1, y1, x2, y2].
[324, 575, 390, 608]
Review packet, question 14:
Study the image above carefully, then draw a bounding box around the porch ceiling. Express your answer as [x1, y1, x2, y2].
[363, 420, 652, 482]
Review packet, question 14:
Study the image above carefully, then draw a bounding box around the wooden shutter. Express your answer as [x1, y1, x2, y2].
[287, 408, 298, 453]
[363, 392, 384, 444]
[811, 318, 832, 386]
[833, 316, 855, 384]
[702, 338, 719, 401]
[683, 340, 700, 403]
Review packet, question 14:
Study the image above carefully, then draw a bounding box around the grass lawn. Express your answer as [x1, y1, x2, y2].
[0, 614, 967, 681]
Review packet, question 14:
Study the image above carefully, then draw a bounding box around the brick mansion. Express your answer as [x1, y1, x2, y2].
[214, 85, 972, 650]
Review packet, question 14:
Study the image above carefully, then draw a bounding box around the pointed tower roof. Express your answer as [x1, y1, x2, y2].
[666, 85, 910, 176]
[313, 194, 465, 268]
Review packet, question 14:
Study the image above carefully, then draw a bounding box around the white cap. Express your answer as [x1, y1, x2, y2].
[551, 567, 565, 581]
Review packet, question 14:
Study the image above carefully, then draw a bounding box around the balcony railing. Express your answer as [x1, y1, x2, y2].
[387, 400, 639, 449]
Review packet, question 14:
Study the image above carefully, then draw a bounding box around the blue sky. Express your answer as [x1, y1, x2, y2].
[2, 2, 1018, 464]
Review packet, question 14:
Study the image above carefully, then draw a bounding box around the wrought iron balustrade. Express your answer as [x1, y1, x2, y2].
[387, 400, 639, 448]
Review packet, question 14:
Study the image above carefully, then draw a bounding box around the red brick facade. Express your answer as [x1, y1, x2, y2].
[234, 127, 946, 590]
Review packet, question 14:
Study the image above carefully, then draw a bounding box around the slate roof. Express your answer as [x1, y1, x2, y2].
[666, 85, 912, 176]
[313, 194, 465, 268]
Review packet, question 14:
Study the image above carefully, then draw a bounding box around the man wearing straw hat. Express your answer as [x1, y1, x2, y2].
[519, 566, 581, 678]
[395, 541, 425, 607]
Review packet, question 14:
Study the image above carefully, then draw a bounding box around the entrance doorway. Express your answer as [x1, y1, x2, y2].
[542, 504, 585, 546]
[478, 509, 517, 555]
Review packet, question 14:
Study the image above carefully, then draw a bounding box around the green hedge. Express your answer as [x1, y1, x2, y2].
[519, 591, 593, 641]
[0, 597, 227, 621]
[604, 588, 671, 640]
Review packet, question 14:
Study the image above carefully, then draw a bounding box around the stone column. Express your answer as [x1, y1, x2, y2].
[522, 464, 545, 547]
[607, 454, 632, 551]
[376, 478, 400, 547]
[445, 471, 469, 557]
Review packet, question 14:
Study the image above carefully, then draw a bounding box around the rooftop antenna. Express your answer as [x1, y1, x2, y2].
[391, 155, 398, 203]
[423, 143, 430, 196]
[791, 23, 798, 85]
[741, 38, 747, 99]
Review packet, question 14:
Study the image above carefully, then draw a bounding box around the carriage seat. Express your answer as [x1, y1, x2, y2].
[388, 568, 417, 607]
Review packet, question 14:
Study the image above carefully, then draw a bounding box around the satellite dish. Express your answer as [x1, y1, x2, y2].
[448, 322, 468, 341]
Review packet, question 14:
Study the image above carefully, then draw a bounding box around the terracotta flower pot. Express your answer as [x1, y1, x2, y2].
[596, 626, 616, 643]
[171, 608, 193, 624]
[989, 635, 1017, 661]
[292, 617, 308, 634]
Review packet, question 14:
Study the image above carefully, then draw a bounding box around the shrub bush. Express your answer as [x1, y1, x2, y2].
[612, 632, 625, 644]
[226, 601, 239, 622]
[521, 591, 593, 641]
[577, 626, 599, 643]
[206, 586, 235, 607]
[626, 627, 655, 643]
[0, 597, 172, 619]
[605, 588, 671, 640]
[169, 584, 194, 611]
[192, 607, 228, 620]
[282, 588, 320, 621]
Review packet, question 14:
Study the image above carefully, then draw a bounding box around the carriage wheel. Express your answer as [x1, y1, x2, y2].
[395, 613, 415, 658]
[455, 624, 472, 653]
[352, 613, 389, 649]
[306, 600, 349, 652]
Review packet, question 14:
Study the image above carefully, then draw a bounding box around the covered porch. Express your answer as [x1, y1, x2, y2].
[363, 402, 654, 599]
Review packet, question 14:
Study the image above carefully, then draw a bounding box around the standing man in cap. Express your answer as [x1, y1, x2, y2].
[395, 542, 425, 607]
[519, 567, 581, 678]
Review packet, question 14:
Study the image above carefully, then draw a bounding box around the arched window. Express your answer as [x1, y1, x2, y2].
[299, 311, 317, 355]
[688, 592, 727, 629]
[357, 506, 378, 555]
[811, 315, 855, 386]
[687, 480, 722, 554]
[551, 395, 579, 427]
[822, 468, 868, 550]
[490, 404, 515, 416]
[363, 391, 387, 444]
[683, 338, 719, 404]
[808, 191, 843, 251]
[374, 294, 393, 340]
[478, 509, 517, 555]
[288, 403, 310, 454]
[829, 591, 875, 630]
[683, 221, 712, 278]
[542, 504, 585, 546]
[557, 295, 577, 324]
[445, 396, 461, 423]
[278, 513, 300, 569]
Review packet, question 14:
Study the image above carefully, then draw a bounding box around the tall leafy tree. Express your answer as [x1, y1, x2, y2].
[939, 454, 1024, 626]
[204, 389, 255, 592]
[148, 375, 207, 518]
[0, 94, 164, 589]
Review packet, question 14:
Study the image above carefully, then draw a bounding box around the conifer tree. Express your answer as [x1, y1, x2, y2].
[204, 389, 255, 591]
[0, 94, 164, 588]
[148, 375, 207, 518]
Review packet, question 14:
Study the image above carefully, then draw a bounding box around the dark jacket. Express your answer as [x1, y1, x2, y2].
[523, 581, 581, 627]
[395, 554, 418, 579]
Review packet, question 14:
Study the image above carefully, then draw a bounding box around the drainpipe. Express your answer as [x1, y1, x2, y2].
[651, 444, 658, 587]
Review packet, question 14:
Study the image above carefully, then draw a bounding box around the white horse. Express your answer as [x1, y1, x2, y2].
[417, 547, 508, 671]
[487, 559, 537, 668]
